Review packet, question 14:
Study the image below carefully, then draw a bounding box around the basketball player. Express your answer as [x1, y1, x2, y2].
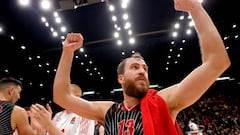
[34, 0, 231, 134]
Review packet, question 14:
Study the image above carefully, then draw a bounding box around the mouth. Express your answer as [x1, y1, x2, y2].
[136, 77, 147, 84]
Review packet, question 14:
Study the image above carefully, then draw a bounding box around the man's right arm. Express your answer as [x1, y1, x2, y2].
[53, 33, 113, 123]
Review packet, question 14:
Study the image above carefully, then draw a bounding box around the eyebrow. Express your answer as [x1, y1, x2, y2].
[130, 62, 148, 69]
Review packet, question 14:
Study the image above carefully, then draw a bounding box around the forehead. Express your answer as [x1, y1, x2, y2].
[125, 58, 146, 66]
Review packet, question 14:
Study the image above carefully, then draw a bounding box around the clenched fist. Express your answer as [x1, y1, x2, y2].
[63, 33, 84, 53]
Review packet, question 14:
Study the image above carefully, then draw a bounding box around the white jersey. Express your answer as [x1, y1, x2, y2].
[50, 110, 95, 135]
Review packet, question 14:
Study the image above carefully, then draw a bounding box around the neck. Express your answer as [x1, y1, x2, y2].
[123, 94, 140, 109]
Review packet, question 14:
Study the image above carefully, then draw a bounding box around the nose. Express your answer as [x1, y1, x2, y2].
[138, 66, 146, 75]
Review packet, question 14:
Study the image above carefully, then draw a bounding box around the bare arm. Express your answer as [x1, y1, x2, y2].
[12, 106, 38, 135]
[158, 0, 230, 119]
[53, 33, 113, 123]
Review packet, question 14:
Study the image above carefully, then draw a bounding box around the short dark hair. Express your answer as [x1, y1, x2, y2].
[117, 52, 144, 75]
[0, 77, 23, 90]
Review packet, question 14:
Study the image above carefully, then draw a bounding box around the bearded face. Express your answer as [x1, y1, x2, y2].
[119, 57, 150, 99]
[123, 75, 149, 99]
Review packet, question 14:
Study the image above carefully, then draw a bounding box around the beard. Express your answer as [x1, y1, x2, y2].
[124, 78, 149, 99]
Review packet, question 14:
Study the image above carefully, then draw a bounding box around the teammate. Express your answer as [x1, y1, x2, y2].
[49, 84, 95, 135]
[0, 77, 52, 135]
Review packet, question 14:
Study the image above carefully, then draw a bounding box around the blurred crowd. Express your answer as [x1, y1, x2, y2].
[177, 95, 240, 135]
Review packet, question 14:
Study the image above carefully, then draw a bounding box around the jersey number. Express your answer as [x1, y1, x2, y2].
[118, 119, 134, 135]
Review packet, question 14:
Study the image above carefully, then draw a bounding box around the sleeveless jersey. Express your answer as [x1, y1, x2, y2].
[104, 102, 143, 135]
[0, 100, 15, 135]
[49, 110, 95, 135]
[104, 89, 183, 135]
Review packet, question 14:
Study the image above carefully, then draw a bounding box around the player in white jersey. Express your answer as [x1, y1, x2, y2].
[47, 84, 95, 135]
[51, 109, 94, 135]
[29, 84, 95, 135]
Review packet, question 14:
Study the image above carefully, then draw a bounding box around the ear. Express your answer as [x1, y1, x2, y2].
[118, 74, 124, 84]
[8, 87, 14, 95]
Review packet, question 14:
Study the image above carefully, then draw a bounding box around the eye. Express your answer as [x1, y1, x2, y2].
[132, 64, 139, 70]
[143, 65, 148, 71]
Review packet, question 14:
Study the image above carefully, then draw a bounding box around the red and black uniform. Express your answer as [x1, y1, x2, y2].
[104, 89, 183, 135]
[0, 100, 15, 135]
[104, 102, 143, 135]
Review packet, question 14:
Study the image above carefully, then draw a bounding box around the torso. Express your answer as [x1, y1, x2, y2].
[104, 102, 143, 135]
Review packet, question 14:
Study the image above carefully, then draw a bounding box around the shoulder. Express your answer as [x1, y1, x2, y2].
[13, 105, 28, 117]
[141, 89, 168, 109]
[141, 89, 161, 100]
[56, 110, 65, 115]
[53, 110, 65, 118]
[106, 102, 122, 114]
[12, 105, 28, 117]
[13, 105, 26, 110]
[11, 105, 28, 130]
